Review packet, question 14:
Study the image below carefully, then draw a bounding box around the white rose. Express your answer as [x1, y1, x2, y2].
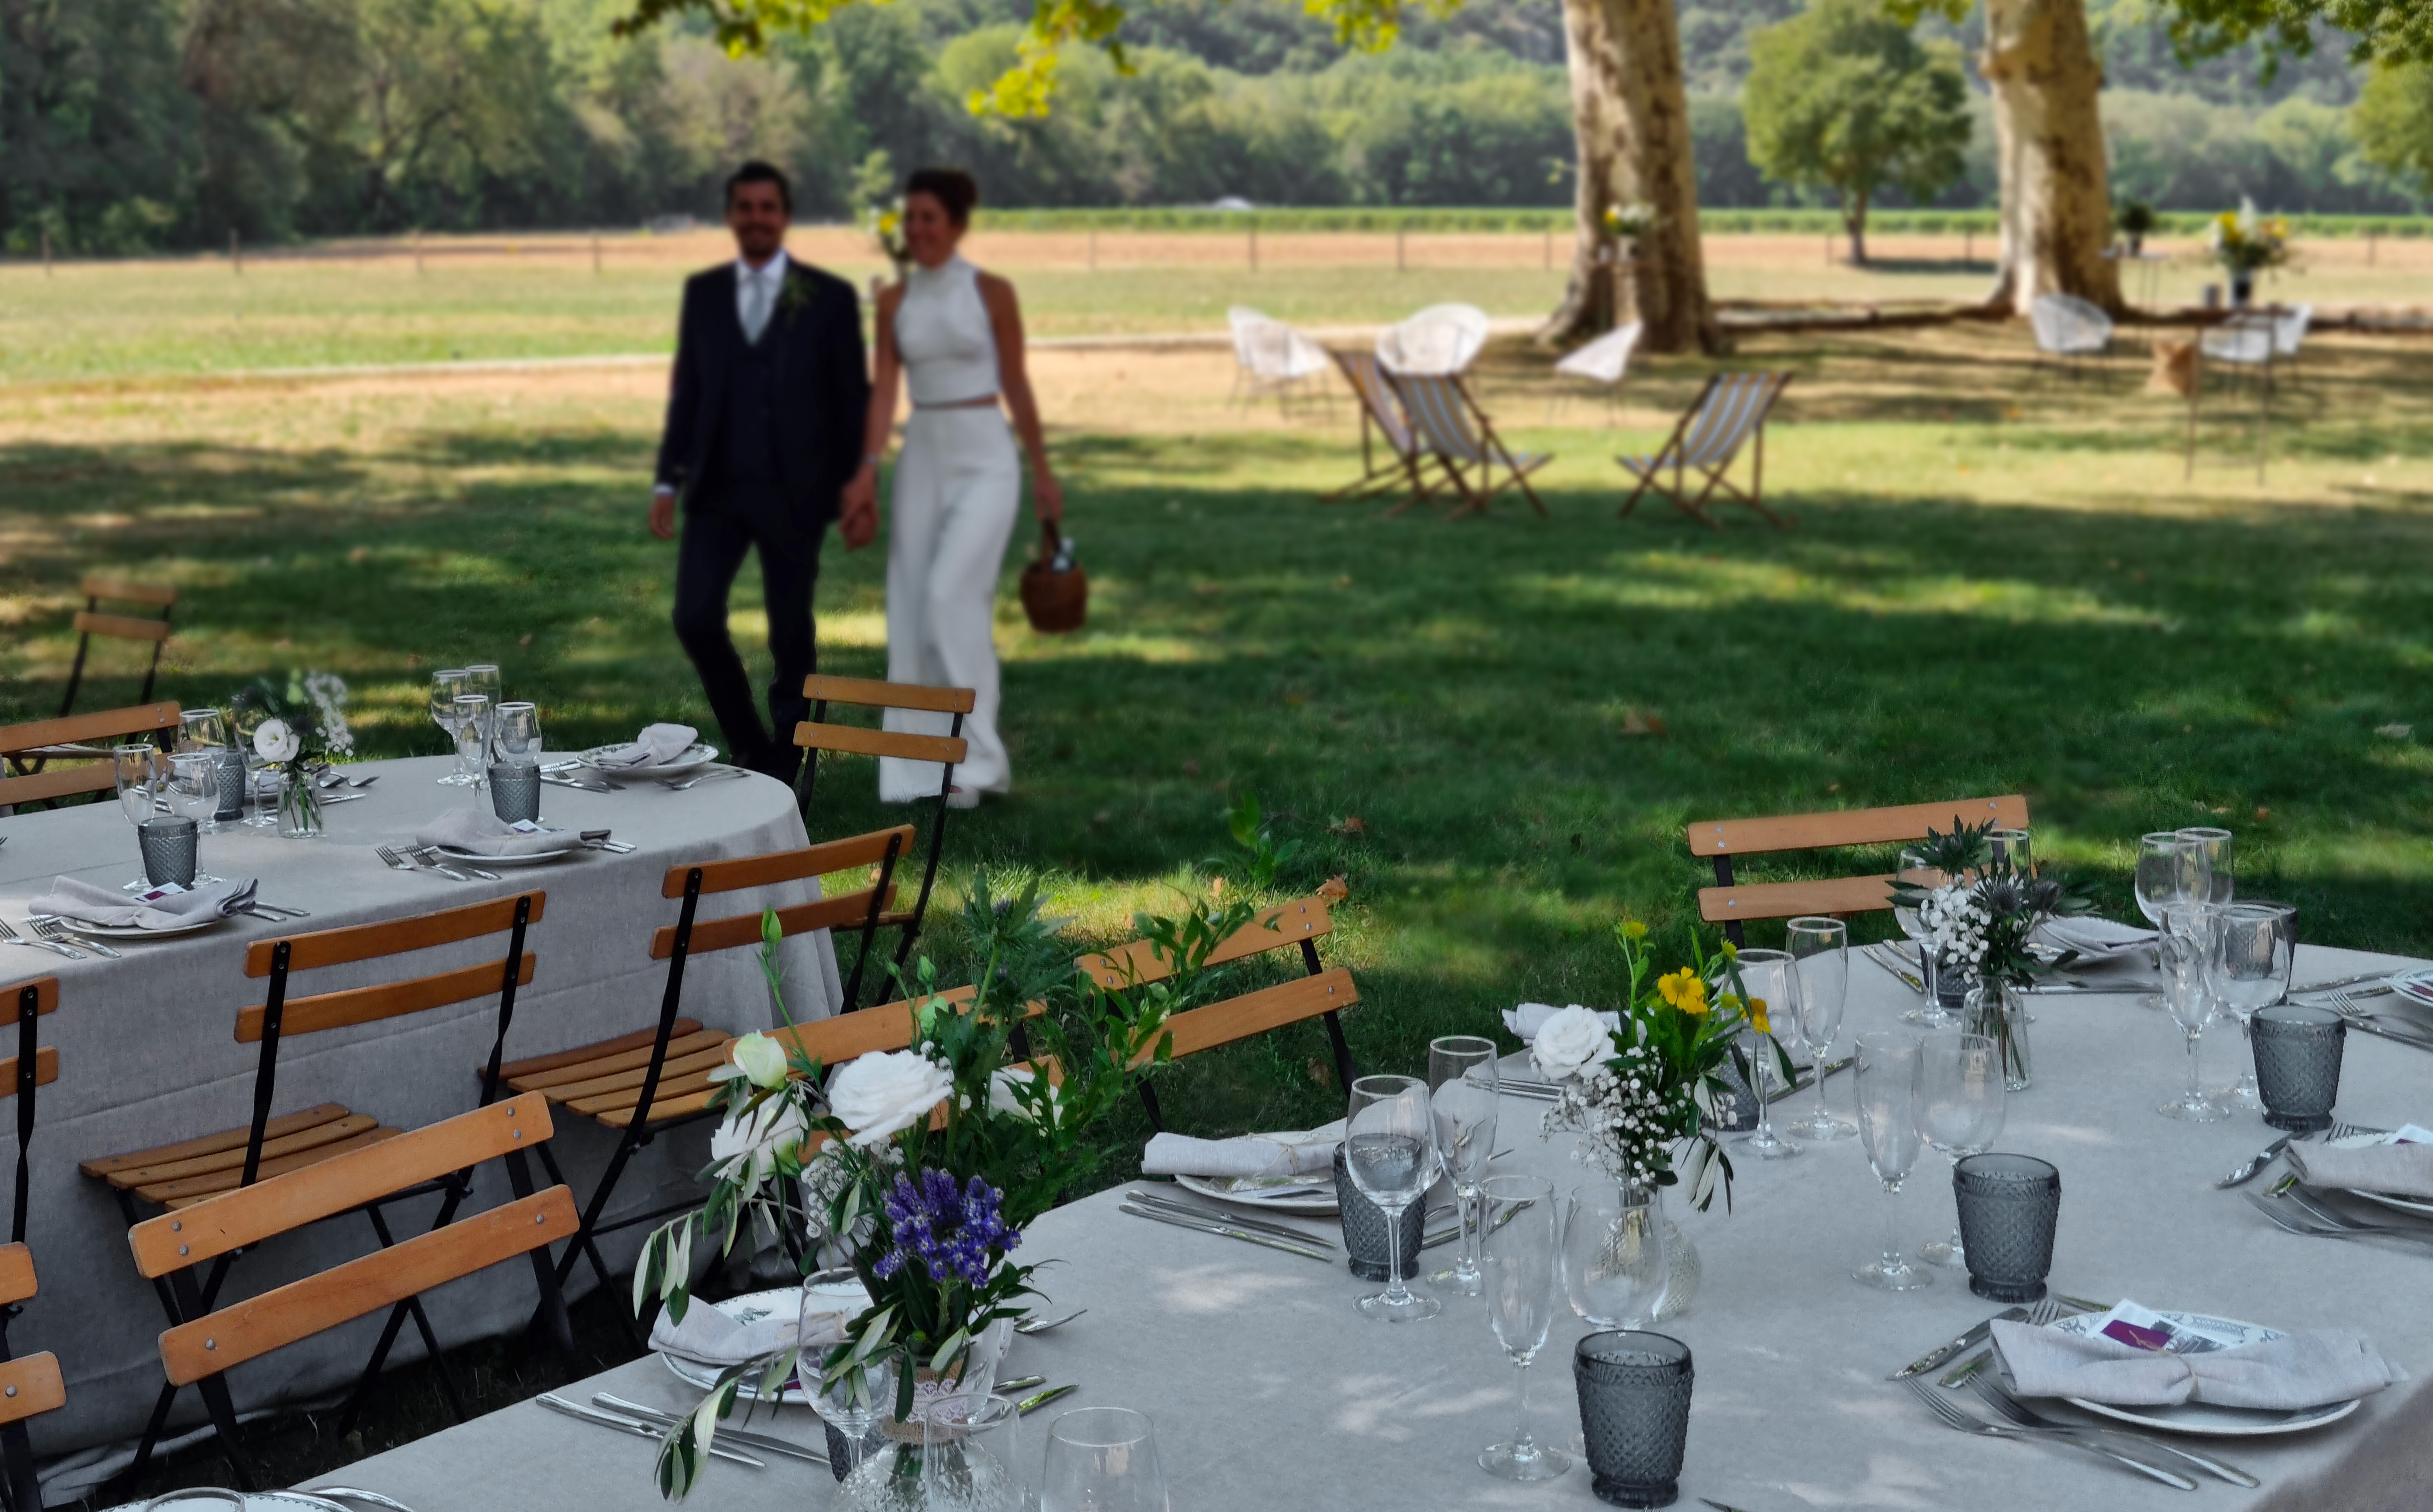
[253, 719, 300, 763]
[726, 1031, 791, 1091]
[708, 1094, 807, 1184]
[828, 1048, 954, 1147]
[987, 1065, 1057, 1123]
[1530, 1003, 1618, 1083]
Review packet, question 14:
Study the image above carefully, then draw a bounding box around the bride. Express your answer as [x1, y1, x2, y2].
[841, 166, 1060, 808]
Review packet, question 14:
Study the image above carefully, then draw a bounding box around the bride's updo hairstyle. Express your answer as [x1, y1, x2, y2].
[905, 167, 980, 227]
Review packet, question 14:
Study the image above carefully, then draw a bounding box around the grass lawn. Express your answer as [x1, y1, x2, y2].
[9, 296, 2433, 1498]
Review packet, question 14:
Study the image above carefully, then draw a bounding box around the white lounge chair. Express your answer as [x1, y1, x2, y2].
[1550, 322, 1642, 423]
[1377, 303, 1490, 376]
[2029, 294, 2114, 380]
[1227, 307, 1331, 411]
[1388, 371, 1549, 519]
[1324, 348, 1445, 508]
[1617, 372, 1793, 530]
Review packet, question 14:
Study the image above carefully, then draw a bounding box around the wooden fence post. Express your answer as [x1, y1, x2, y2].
[231, 230, 242, 274]
[1396, 225, 1406, 273]
[1543, 226, 1552, 270]
[1087, 228, 1097, 272]
[2367, 230, 2377, 267]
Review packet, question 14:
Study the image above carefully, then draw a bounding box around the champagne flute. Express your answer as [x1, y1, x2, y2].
[1477, 1174, 1567, 1482]
[1893, 846, 1950, 1021]
[1728, 948, 1800, 1160]
[431, 669, 471, 784]
[2210, 901, 2295, 1113]
[451, 693, 491, 788]
[1852, 1032, 1930, 1292]
[1425, 1036, 1499, 1298]
[1344, 1074, 1441, 1323]
[1915, 1030, 2006, 1267]
[1785, 917, 1855, 1141]
[2177, 827, 2234, 904]
[2157, 902, 2227, 1122]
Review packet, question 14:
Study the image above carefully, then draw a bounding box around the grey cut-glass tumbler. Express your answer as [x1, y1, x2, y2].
[2251, 1004, 2345, 1133]
[1573, 1330, 1693, 1508]
[1333, 1146, 1420, 1283]
[1952, 1153, 2060, 1304]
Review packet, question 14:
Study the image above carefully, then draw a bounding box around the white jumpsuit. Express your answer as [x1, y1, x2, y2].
[880, 254, 1021, 804]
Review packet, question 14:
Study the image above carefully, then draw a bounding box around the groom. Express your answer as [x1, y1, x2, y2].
[651, 160, 875, 783]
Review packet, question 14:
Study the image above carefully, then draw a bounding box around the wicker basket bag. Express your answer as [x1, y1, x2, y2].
[1019, 521, 1087, 633]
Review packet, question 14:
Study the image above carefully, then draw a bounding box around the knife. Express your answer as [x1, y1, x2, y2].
[543, 774, 615, 793]
[2291, 969, 2397, 997]
[535, 1395, 766, 1467]
[1892, 1306, 2028, 1379]
[592, 1394, 826, 1465]
[1119, 1202, 1333, 1261]
[1017, 1383, 1078, 1415]
[2347, 1015, 2433, 1054]
[1866, 943, 1926, 994]
[1767, 1055, 1855, 1103]
[1125, 1192, 1335, 1249]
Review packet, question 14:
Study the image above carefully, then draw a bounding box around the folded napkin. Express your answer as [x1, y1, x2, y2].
[2286, 1128, 2433, 1199]
[1994, 1313, 2403, 1411]
[649, 1296, 855, 1368]
[2034, 916, 2157, 960]
[413, 809, 567, 858]
[27, 875, 257, 931]
[1503, 1001, 1622, 1044]
[596, 723, 698, 769]
[1141, 1130, 1339, 1181]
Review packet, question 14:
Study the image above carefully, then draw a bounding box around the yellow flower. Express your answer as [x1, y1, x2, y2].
[1747, 996, 1771, 1035]
[1622, 920, 1648, 941]
[1657, 968, 1708, 1014]
[1718, 940, 1739, 961]
[877, 212, 900, 235]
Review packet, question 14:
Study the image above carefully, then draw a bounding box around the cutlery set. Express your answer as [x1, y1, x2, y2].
[2215, 1123, 2375, 1189]
[376, 843, 502, 882]
[2314, 986, 2433, 1054]
[538, 1370, 1086, 1467]
[2248, 1181, 2433, 1251]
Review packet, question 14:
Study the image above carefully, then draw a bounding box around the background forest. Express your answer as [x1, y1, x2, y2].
[3, 0, 2427, 255]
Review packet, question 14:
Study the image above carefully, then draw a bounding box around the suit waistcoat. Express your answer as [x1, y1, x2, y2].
[720, 321, 781, 484]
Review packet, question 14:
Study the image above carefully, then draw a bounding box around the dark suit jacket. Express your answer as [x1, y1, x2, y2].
[654, 257, 871, 529]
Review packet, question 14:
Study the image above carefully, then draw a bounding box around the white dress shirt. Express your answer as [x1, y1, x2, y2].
[736, 249, 789, 345]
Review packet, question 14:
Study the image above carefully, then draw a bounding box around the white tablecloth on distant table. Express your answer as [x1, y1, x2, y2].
[0, 755, 845, 1486]
[303, 944, 2433, 1511]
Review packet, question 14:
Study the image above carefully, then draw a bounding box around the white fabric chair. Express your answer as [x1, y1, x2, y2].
[2029, 294, 2113, 359]
[1226, 306, 1331, 410]
[2271, 303, 2312, 358]
[1376, 303, 1490, 376]
[1551, 322, 1642, 423]
[2200, 314, 2275, 368]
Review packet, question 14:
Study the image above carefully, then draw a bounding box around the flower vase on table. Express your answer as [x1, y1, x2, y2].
[1964, 981, 2034, 1093]
[276, 765, 323, 839]
[231, 670, 355, 841]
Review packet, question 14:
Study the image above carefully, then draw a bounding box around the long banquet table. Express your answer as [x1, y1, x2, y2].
[299, 941, 2433, 1511]
[0, 755, 847, 1479]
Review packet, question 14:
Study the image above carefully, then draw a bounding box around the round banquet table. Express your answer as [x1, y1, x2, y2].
[0, 755, 847, 1478]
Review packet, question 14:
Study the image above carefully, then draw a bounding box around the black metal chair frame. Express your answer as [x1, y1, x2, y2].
[58, 584, 174, 720]
[1128, 922, 1357, 1135]
[0, 979, 53, 1512]
[794, 692, 963, 1009]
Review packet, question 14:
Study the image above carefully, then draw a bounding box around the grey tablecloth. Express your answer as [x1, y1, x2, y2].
[0, 755, 848, 1479]
[301, 943, 2433, 1511]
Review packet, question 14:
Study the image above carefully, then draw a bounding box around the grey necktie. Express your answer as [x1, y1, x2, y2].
[741, 265, 775, 343]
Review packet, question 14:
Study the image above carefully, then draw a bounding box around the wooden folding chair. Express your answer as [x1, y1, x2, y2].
[82, 893, 550, 1476]
[796, 676, 974, 1003]
[1688, 795, 2031, 947]
[1618, 372, 1794, 530]
[493, 829, 908, 1328]
[1322, 349, 1445, 507]
[128, 1095, 576, 1491]
[1077, 895, 1357, 1131]
[0, 701, 180, 810]
[1388, 371, 1550, 519]
[58, 574, 176, 718]
[0, 1244, 62, 1512]
[0, 977, 57, 1512]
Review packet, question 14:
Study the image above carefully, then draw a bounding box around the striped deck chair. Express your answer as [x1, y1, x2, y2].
[1388, 371, 1550, 519]
[1617, 371, 1793, 530]
[1323, 348, 1444, 508]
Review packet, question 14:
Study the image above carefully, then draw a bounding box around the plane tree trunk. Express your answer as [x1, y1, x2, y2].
[1979, 0, 2123, 314]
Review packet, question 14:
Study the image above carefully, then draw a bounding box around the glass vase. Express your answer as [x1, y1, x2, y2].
[830, 1318, 1016, 1501]
[1653, 1207, 1701, 1324]
[278, 765, 323, 839]
[1964, 982, 2033, 1092]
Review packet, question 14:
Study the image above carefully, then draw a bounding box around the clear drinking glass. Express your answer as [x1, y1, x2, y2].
[113, 743, 162, 827]
[2134, 832, 2201, 929]
[1894, 848, 1951, 1023]
[2158, 902, 2228, 1122]
[2210, 901, 2296, 1113]
[810, 1282, 898, 1478]
[1916, 1030, 2007, 1268]
[176, 708, 230, 753]
[430, 669, 471, 784]
[2177, 827, 2235, 904]
[1562, 1184, 1667, 1331]
[1852, 1032, 1931, 1292]
[921, 1393, 1025, 1512]
[492, 702, 543, 766]
[464, 662, 504, 707]
[1985, 828, 2033, 878]
[1785, 917, 1855, 1141]
[1728, 948, 1800, 1160]
[168, 751, 219, 829]
[451, 693, 492, 787]
[1426, 1036, 1500, 1298]
[1478, 1174, 1568, 1482]
[1344, 1074, 1441, 1323]
[1041, 1407, 1167, 1512]
[246, 760, 281, 828]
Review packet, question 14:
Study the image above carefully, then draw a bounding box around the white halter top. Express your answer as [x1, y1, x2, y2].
[895, 255, 1000, 407]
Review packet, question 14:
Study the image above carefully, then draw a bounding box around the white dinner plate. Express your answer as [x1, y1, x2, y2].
[2319, 1127, 2433, 1218]
[432, 845, 578, 868]
[132, 1494, 361, 1511]
[658, 1277, 869, 1404]
[2034, 1310, 2363, 1436]
[1172, 1173, 1339, 1216]
[576, 742, 720, 779]
[46, 912, 229, 940]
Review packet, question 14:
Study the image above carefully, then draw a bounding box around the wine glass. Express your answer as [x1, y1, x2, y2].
[1851, 1032, 1930, 1292]
[451, 693, 491, 787]
[810, 1278, 897, 1478]
[2210, 901, 2296, 1113]
[463, 662, 504, 707]
[176, 708, 229, 753]
[1425, 1036, 1499, 1298]
[492, 702, 543, 767]
[1915, 1030, 2007, 1267]
[2177, 827, 2234, 904]
[1985, 828, 2033, 878]
[430, 669, 471, 784]
[1041, 1407, 1167, 1512]
[2134, 832, 2201, 927]
[1727, 948, 1800, 1160]
[1785, 917, 1855, 1141]
[2157, 902, 2227, 1122]
[1561, 1183, 1667, 1331]
[167, 751, 219, 825]
[1893, 847, 1951, 1022]
[1344, 1074, 1441, 1323]
[1477, 1174, 1567, 1482]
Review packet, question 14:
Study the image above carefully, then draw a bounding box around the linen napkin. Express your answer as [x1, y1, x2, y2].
[1502, 1001, 1622, 1044]
[1141, 1130, 1340, 1181]
[1993, 1308, 2404, 1410]
[27, 875, 258, 930]
[2033, 916, 2156, 961]
[413, 809, 567, 858]
[596, 723, 698, 769]
[2285, 1126, 2433, 1199]
[650, 1296, 855, 1368]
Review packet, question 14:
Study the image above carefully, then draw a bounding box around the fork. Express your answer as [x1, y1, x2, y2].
[1935, 1296, 2064, 1386]
[0, 920, 80, 960]
[2246, 1191, 2433, 1249]
[1969, 1376, 2259, 1486]
[2216, 1122, 2378, 1190]
[2324, 988, 2433, 1052]
[379, 843, 463, 882]
[31, 918, 120, 959]
[1901, 1376, 2198, 1489]
[2282, 1184, 2433, 1242]
[411, 845, 496, 881]
[1015, 1308, 1087, 1335]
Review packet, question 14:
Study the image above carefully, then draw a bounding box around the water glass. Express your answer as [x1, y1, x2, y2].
[2158, 902, 2227, 1122]
[113, 743, 162, 829]
[488, 763, 542, 824]
[247, 763, 282, 828]
[1727, 948, 1800, 1161]
[430, 669, 471, 784]
[1041, 1407, 1167, 1512]
[2177, 826, 2234, 903]
[1479, 1174, 1567, 1482]
[492, 702, 543, 766]
[210, 747, 249, 824]
[1331, 1146, 1421, 1283]
[1344, 1074, 1440, 1322]
[1985, 827, 2033, 878]
[1426, 1035, 1500, 1297]
[922, 1393, 1025, 1512]
[2210, 901, 2296, 1112]
[1852, 1032, 1930, 1292]
[810, 1276, 897, 1479]
[167, 751, 221, 829]
[1916, 1030, 2006, 1268]
[2252, 1004, 2345, 1133]
[1563, 1184, 1667, 1331]
[1893, 847, 1947, 1015]
[137, 816, 199, 888]
[1953, 1153, 2061, 1304]
[176, 708, 230, 753]
[1573, 1331, 1694, 1509]
[451, 693, 492, 786]
[1785, 916, 1855, 1141]
[2133, 831, 2203, 932]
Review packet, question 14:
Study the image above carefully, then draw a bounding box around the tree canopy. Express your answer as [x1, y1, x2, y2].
[2350, 63, 2433, 195]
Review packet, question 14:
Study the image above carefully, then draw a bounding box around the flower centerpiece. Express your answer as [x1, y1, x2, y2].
[636, 875, 1261, 1501]
[229, 671, 353, 838]
[1602, 201, 1659, 257]
[2206, 198, 2289, 305]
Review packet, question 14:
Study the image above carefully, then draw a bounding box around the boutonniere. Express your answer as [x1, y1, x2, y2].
[778, 273, 812, 329]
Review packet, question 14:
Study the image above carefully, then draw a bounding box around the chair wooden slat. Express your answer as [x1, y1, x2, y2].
[0, 1354, 63, 1425]
[1697, 875, 1898, 926]
[156, 1185, 576, 1385]
[505, 1029, 730, 1094]
[593, 1088, 721, 1129]
[1146, 968, 1359, 1065]
[130, 1094, 553, 1275]
[79, 1103, 352, 1178]
[657, 827, 915, 900]
[237, 955, 534, 1042]
[0, 702, 182, 756]
[0, 1244, 35, 1308]
[71, 611, 174, 644]
[0, 979, 59, 1016]
[565, 1061, 728, 1117]
[0, 1048, 62, 1103]
[0, 765, 116, 807]
[1080, 897, 1335, 990]
[139, 1128, 400, 1206]
[80, 575, 178, 607]
[494, 1020, 702, 1082]
[649, 884, 893, 961]
[762, 985, 978, 1070]
[802, 676, 976, 716]
[242, 893, 548, 977]
[543, 1040, 735, 1106]
[792, 721, 967, 768]
[101, 1113, 381, 1191]
[1686, 796, 2030, 857]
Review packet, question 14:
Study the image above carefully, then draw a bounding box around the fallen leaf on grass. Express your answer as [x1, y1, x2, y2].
[1329, 816, 1367, 837]
[1317, 875, 1350, 902]
[1617, 709, 1669, 737]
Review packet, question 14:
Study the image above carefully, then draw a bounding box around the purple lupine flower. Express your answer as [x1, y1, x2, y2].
[874, 1169, 1020, 1287]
